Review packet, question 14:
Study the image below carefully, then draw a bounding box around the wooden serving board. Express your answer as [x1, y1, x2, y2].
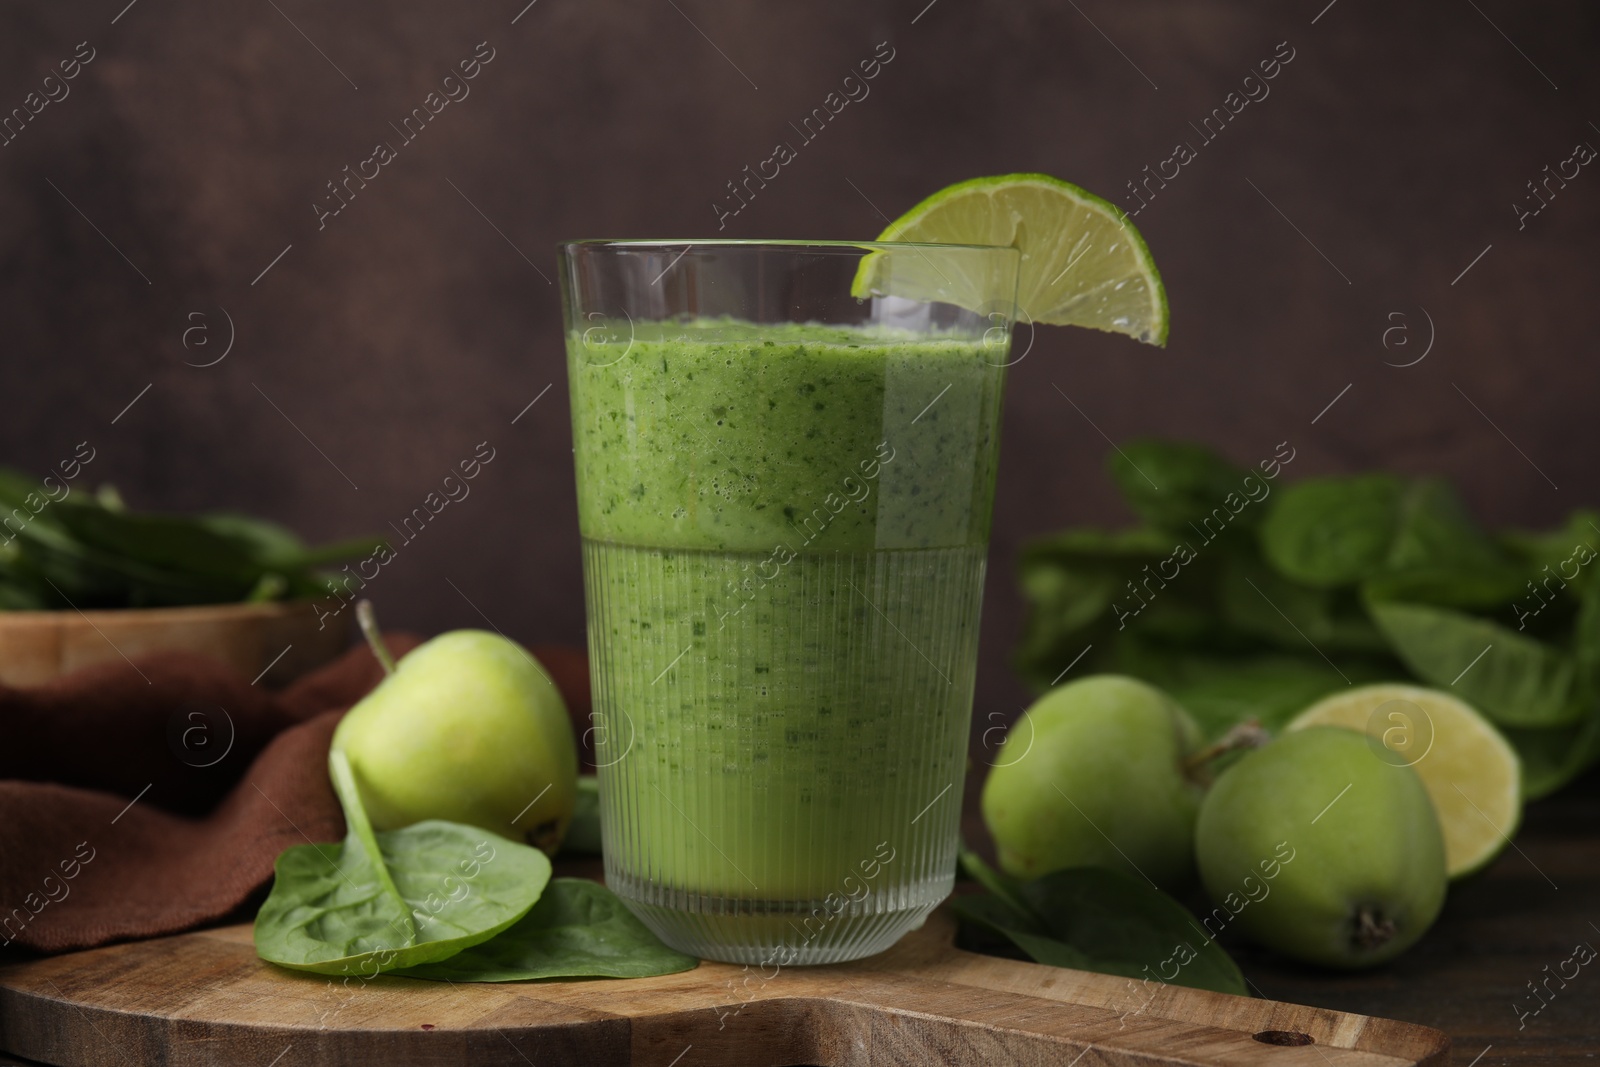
[0, 909, 1448, 1066]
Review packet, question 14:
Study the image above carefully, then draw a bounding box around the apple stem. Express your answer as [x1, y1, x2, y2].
[1181, 718, 1270, 784]
[356, 599, 397, 676]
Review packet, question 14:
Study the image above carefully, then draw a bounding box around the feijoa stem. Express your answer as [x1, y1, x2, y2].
[1182, 718, 1270, 784]
[356, 599, 397, 675]
[1353, 907, 1396, 952]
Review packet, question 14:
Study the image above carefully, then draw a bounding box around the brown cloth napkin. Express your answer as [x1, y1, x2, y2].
[0, 637, 592, 955]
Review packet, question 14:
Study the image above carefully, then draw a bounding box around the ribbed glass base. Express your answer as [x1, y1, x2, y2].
[584, 540, 985, 965]
[612, 872, 951, 965]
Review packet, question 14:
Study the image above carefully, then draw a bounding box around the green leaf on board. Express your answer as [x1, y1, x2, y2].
[953, 851, 1247, 996]
[253, 751, 551, 975]
[952, 892, 1107, 971]
[958, 847, 1039, 925]
[398, 879, 698, 982]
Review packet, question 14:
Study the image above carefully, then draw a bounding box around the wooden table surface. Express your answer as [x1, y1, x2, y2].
[2, 773, 1593, 1067]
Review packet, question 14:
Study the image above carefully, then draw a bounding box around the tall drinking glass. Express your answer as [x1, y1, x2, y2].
[560, 240, 1019, 965]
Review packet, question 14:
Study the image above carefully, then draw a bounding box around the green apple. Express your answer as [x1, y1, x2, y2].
[981, 675, 1204, 891]
[331, 610, 579, 854]
[1195, 727, 1447, 968]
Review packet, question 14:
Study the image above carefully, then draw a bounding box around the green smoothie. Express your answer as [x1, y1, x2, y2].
[568, 319, 1004, 961]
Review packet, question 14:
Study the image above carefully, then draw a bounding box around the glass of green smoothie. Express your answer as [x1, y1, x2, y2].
[559, 240, 1019, 965]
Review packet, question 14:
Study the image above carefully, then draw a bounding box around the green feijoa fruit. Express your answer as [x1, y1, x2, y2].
[982, 675, 1203, 891]
[1195, 727, 1447, 968]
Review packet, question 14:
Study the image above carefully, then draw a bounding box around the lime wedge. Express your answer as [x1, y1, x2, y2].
[852, 173, 1168, 345]
[1286, 684, 1522, 879]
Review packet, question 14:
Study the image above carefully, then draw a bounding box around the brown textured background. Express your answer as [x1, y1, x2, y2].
[0, 0, 1596, 723]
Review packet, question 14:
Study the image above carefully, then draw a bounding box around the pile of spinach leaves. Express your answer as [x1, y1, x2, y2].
[1015, 440, 1600, 798]
[0, 466, 383, 610]
[254, 750, 697, 982]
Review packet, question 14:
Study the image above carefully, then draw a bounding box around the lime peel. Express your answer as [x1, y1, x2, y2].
[852, 173, 1168, 346]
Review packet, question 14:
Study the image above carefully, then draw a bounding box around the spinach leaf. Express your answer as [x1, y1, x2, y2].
[952, 851, 1246, 996]
[1013, 529, 1164, 682]
[1361, 565, 1528, 612]
[201, 512, 387, 574]
[398, 879, 698, 982]
[1369, 602, 1582, 728]
[1109, 440, 1256, 534]
[1015, 532, 1262, 690]
[952, 893, 1109, 972]
[197, 513, 309, 568]
[52, 502, 263, 587]
[1502, 712, 1600, 799]
[254, 751, 551, 975]
[1385, 479, 1505, 573]
[1263, 477, 1504, 592]
[958, 846, 1038, 922]
[1499, 510, 1600, 595]
[1017, 869, 1246, 995]
[0, 565, 50, 610]
[254, 824, 549, 975]
[0, 494, 161, 605]
[0, 464, 383, 610]
[1109, 642, 1393, 739]
[1217, 555, 1389, 655]
[1014, 442, 1600, 796]
[290, 535, 389, 571]
[1260, 475, 1404, 587]
[1018, 530, 1171, 625]
[1016, 546, 1130, 646]
[1573, 579, 1600, 698]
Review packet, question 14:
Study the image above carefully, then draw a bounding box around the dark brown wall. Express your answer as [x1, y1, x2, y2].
[1, 1, 1596, 719]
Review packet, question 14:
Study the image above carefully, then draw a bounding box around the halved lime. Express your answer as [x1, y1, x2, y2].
[852, 173, 1168, 345]
[1286, 684, 1522, 878]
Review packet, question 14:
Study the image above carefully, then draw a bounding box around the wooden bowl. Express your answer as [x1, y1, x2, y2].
[0, 600, 351, 689]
